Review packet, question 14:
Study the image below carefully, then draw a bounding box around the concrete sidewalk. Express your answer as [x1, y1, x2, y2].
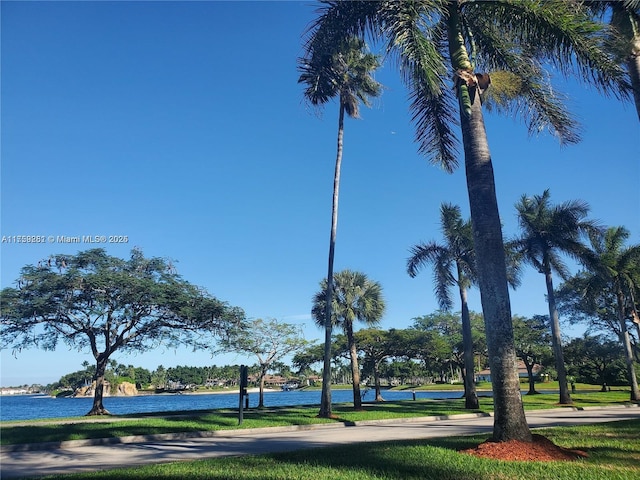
[1, 405, 639, 479]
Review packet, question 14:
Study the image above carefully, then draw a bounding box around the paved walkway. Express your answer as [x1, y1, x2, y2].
[1, 405, 639, 478]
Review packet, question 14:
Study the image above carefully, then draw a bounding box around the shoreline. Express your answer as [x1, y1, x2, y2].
[8, 386, 475, 399]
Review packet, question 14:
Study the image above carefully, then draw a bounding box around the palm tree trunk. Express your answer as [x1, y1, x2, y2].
[87, 356, 110, 416]
[347, 325, 362, 409]
[319, 103, 346, 418]
[616, 288, 640, 401]
[448, 1, 531, 443]
[459, 281, 479, 409]
[545, 268, 572, 404]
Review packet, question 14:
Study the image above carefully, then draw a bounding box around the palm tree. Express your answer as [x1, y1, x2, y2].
[312, 270, 386, 410]
[583, 227, 640, 401]
[301, 0, 625, 442]
[513, 190, 601, 405]
[585, 0, 640, 120]
[407, 203, 478, 409]
[299, 37, 382, 418]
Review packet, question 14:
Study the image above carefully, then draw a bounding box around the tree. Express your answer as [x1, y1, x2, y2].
[312, 270, 385, 409]
[151, 365, 168, 390]
[564, 335, 627, 390]
[585, 0, 640, 120]
[0, 248, 245, 415]
[292, 342, 326, 374]
[354, 328, 393, 401]
[407, 203, 479, 408]
[411, 311, 485, 387]
[301, 0, 625, 442]
[299, 36, 382, 419]
[217, 318, 312, 408]
[513, 190, 600, 404]
[511, 315, 553, 395]
[561, 227, 640, 401]
[413, 313, 462, 383]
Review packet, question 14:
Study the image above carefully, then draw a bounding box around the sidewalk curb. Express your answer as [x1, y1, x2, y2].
[1, 412, 493, 452]
[3, 404, 637, 453]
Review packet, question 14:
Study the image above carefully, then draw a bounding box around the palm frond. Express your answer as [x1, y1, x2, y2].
[515, 190, 601, 278]
[476, 0, 630, 99]
[381, 5, 459, 169]
[464, 12, 582, 144]
[407, 242, 448, 277]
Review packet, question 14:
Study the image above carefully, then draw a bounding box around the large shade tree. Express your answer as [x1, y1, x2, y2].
[355, 328, 394, 402]
[0, 248, 245, 415]
[301, 0, 626, 442]
[564, 335, 628, 391]
[312, 269, 385, 410]
[407, 203, 478, 408]
[299, 36, 382, 418]
[511, 315, 553, 395]
[412, 311, 485, 386]
[513, 190, 600, 405]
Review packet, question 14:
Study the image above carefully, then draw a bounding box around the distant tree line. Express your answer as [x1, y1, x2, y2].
[49, 310, 632, 398]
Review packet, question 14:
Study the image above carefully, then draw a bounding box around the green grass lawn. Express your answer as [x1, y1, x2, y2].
[1, 389, 635, 446]
[33, 419, 640, 480]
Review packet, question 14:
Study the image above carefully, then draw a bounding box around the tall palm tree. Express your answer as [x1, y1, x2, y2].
[585, 0, 640, 120]
[299, 37, 382, 418]
[583, 226, 640, 401]
[513, 190, 601, 405]
[301, 0, 625, 442]
[407, 203, 479, 409]
[312, 270, 386, 410]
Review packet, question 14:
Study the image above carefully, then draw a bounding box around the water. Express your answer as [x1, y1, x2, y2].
[0, 389, 463, 422]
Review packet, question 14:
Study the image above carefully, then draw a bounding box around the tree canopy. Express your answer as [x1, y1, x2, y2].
[0, 248, 245, 415]
[312, 269, 385, 409]
[217, 318, 312, 407]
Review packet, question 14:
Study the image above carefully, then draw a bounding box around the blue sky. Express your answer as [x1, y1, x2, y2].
[1, 1, 638, 386]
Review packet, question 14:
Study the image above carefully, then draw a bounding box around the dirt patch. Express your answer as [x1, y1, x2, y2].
[461, 434, 588, 462]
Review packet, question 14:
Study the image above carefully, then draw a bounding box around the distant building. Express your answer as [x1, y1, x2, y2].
[475, 361, 543, 383]
[0, 387, 29, 395]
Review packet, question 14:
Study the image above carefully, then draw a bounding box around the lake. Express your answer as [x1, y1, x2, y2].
[0, 389, 464, 422]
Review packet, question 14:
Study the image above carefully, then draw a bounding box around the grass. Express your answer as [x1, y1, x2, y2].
[0, 389, 635, 446]
[32, 419, 640, 480]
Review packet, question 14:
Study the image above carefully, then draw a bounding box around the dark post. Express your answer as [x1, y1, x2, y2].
[238, 365, 248, 425]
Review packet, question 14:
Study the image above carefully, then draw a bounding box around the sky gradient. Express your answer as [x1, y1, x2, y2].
[1, 1, 638, 386]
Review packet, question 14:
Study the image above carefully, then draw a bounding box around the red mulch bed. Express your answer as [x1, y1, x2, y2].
[461, 434, 588, 462]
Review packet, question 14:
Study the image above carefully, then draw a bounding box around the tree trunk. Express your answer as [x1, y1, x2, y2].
[461, 92, 531, 442]
[373, 360, 384, 402]
[319, 103, 346, 418]
[616, 288, 640, 401]
[545, 267, 572, 404]
[258, 367, 266, 408]
[524, 360, 538, 395]
[87, 356, 110, 416]
[347, 323, 362, 409]
[459, 279, 479, 409]
[449, 2, 531, 442]
[635, 321, 640, 362]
